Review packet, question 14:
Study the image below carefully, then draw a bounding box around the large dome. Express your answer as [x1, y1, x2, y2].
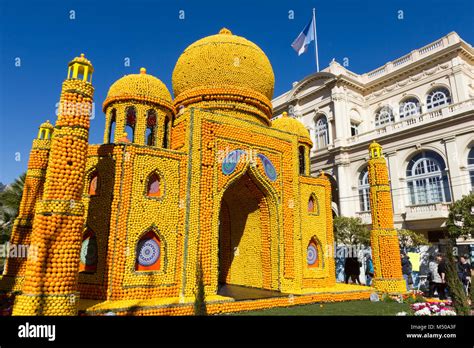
[172, 28, 275, 101]
[103, 68, 172, 111]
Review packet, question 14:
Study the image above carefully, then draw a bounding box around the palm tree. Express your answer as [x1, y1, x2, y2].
[0, 173, 25, 243]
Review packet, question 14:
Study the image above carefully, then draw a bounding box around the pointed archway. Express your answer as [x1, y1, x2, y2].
[217, 171, 276, 292]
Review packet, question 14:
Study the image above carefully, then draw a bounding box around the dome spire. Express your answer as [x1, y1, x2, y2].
[219, 27, 232, 35]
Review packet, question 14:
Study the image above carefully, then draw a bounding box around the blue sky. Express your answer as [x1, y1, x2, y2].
[0, 0, 473, 184]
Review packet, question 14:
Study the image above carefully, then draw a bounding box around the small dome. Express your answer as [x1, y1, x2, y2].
[272, 112, 312, 145]
[69, 53, 93, 71]
[103, 68, 173, 111]
[39, 120, 54, 129]
[369, 140, 382, 150]
[172, 28, 274, 101]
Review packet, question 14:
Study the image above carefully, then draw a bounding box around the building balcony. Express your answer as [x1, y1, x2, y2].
[404, 202, 451, 221]
[346, 98, 474, 146]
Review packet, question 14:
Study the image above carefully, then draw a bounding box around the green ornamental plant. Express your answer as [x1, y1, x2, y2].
[445, 241, 470, 315]
[194, 262, 208, 316]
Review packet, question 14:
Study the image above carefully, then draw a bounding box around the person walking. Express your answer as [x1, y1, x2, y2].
[457, 255, 471, 295]
[401, 253, 413, 291]
[428, 254, 443, 299]
[436, 254, 447, 300]
[365, 253, 374, 286]
[344, 257, 361, 284]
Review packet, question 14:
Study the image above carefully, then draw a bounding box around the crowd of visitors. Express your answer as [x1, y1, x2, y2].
[342, 249, 472, 300]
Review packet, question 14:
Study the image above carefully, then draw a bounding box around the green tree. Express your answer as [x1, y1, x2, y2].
[444, 240, 470, 315]
[446, 193, 474, 239]
[194, 262, 208, 316]
[397, 229, 430, 252]
[0, 173, 25, 242]
[333, 216, 370, 246]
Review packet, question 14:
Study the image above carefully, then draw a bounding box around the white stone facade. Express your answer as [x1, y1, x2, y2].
[273, 32, 474, 242]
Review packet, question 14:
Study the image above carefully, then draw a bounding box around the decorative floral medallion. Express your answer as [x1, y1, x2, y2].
[307, 244, 318, 266]
[137, 238, 161, 267]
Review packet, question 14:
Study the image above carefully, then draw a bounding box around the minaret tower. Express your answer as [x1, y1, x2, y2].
[367, 141, 406, 293]
[13, 54, 94, 315]
[1, 121, 53, 289]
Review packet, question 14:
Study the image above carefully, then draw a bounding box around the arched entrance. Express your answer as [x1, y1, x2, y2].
[218, 172, 274, 291]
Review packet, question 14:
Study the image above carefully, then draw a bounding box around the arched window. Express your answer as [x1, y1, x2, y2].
[146, 109, 157, 146]
[358, 167, 370, 212]
[162, 116, 170, 149]
[399, 97, 420, 119]
[125, 106, 136, 142]
[136, 230, 161, 271]
[109, 109, 116, 143]
[308, 194, 319, 214]
[406, 151, 451, 205]
[375, 106, 394, 127]
[88, 170, 99, 196]
[468, 147, 474, 190]
[315, 116, 329, 149]
[299, 146, 306, 175]
[426, 87, 451, 110]
[307, 239, 320, 268]
[79, 229, 98, 273]
[146, 172, 162, 198]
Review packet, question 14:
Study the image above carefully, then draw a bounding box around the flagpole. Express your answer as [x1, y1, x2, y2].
[313, 8, 320, 72]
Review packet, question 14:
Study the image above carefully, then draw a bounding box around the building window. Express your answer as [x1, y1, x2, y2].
[307, 239, 320, 268]
[308, 195, 315, 212]
[315, 115, 329, 149]
[125, 106, 136, 142]
[375, 106, 394, 127]
[468, 147, 474, 190]
[358, 167, 370, 212]
[109, 109, 116, 143]
[426, 87, 451, 110]
[146, 109, 157, 146]
[399, 97, 420, 118]
[79, 229, 98, 273]
[350, 122, 359, 136]
[162, 116, 170, 149]
[299, 146, 306, 175]
[146, 172, 162, 198]
[406, 151, 451, 205]
[136, 230, 161, 271]
[307, 194, 319, 214]
[88, 170, 99, 196]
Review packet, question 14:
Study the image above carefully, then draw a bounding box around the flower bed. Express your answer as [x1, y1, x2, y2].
[411, 300, 456, 316]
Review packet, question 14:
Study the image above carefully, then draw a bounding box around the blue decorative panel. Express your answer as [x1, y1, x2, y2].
[257, 153, 277, 182]
[222, 149, 245, 175]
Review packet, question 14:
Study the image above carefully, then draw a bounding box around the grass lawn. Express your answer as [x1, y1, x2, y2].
[232, 300, 412, 316]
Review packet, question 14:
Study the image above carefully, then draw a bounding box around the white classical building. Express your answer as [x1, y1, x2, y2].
[273, 32, 474, 243]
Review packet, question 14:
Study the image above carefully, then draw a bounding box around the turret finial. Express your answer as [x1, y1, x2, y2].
[369, 141, 383, 159]
[140, 67, 146, 74]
